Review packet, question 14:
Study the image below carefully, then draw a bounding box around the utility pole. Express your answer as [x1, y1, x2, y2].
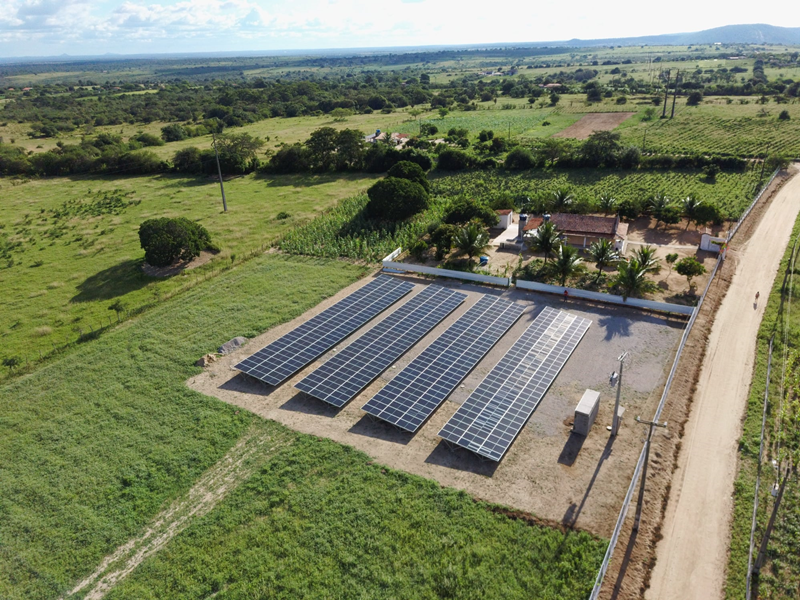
[753, 465, 793, 575]
[662, 69, 671, 119]
[611, 352, 629, 436]
[633, 416, 668, 531]
[670, 71, 680, 119]
[642, 129, 647, 153]
[212, 133, 228, 212]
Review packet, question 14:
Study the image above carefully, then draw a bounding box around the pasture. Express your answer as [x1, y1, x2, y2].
[0, 172, 376, 371]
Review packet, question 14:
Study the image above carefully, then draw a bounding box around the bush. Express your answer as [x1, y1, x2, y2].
[686, 91, 703, 106]
[365, 177, 429, 221]
[618, 146, 641, 169]
[504, 147, 536, 170]
[131, 132, 165, 147]
[387, 160, 430, 191]
[437, 148, 473, 171]
[269, 143, 310, 174]
[399, 148, 433, 172]
[778, 110, 791, 121]
[138, 217, 217, 267]
[161, 124, 188, 142]
[173, 147, 207, 174]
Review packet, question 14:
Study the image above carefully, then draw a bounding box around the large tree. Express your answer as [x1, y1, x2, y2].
[589, 239, 620, 283]
[213, 132, 265, 174]
[614, 258, 657, 300]
[366, 177, 429, 221]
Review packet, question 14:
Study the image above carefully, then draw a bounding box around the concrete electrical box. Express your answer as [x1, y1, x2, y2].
[574, 389, 600, 436]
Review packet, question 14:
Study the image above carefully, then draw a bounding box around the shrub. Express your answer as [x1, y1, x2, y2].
[399, 148, 433, 171]
[504, 147, 536, 170]
[387, 160, 430, 191]
[618, 146, 641, 169]
[365, 177, 429, 221]
[173, 147, 207, 174]
[686, 91, 703, 106]
[269, 143, 310, 174]
[161, 124, 188, 142]
[676, 256, 706, 287]
[131, 132, 165, 147]
[778, 110, 791, 121]
[436, 148, 473, 171]
[138, 217, 217, 267]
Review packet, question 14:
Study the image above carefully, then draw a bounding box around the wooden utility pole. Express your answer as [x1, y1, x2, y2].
[642, 129, 647, 153]
[212, 133, 228, 212]
[633, 416, 668, 530]
[670, 71, 680, 119]
[753, 466, 792, 574]
[662, 70, 671, 118]
[611, 352, 629, 436]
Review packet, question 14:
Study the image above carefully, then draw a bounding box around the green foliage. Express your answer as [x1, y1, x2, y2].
[453, 221, 491, 262]
[280, 193, 429, 261]
[686, 91, 703, 106]
[778, 109, 791, 121]
[387, 160, 430, 191]
[588, 239, 620, 283]
[437, 148, 473, 171]
[613, 258, 658, 300]
[161, 123, 188, 142]
[665, 252, 679, 274]
[526, 221, 562, 263]
[553, 244, 583, 286]
[138, 217, 216, 267]
[504, 147, 537, 170]
[766, 153, 791, 172]
[366, 177, 429, 221]
[675, 256, 706, 286]
[443, 197, 498, 228]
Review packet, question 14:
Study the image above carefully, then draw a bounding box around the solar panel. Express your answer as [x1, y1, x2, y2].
[361, 296, 524, 432]
[438, 306, 591, 461]
[234, 275, 414, 386]
[295, 285, 466, 407]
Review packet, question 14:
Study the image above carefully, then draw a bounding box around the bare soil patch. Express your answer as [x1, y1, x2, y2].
[189, 276, 684, 538]
[553, 112, 636, 140]
[141, 250, 216, 278]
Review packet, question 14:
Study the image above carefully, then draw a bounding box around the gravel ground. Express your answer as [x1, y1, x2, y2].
[189, 275, 684, 537]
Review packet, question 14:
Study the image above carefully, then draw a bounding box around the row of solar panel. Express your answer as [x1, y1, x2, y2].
[235, 276, 590, 461]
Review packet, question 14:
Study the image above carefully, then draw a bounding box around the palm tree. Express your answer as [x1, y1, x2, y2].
[551, 188, 574, 211]
[648, 192, 673, 228]
[453, 222, 490, 264]
[598, 194, 618, 215]
[553, 244, 583, 286]
[681, 195, 703, 229]
[614, 258, 657, 300]
[525, 221, 561, 263]
[589, 238, 620, 283]
[634, 245, 661, 274]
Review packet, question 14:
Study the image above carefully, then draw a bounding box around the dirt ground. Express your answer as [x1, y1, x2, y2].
[553, 112, 636, 140]
[596, 167, 796, 600]
[189, 278, 684, 538]
[141, 250, 216, 277]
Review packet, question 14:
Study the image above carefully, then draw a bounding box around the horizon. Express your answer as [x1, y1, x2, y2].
[1, 1, 799, 59]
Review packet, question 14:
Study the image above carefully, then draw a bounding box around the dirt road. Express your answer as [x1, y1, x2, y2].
[646, 170, 800, 600]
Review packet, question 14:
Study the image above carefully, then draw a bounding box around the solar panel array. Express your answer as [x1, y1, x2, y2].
[295, 285, 466, 407]
[438, 306, 591, 461]
[361, 296, 525, 432]
[234, 276, 414, 386]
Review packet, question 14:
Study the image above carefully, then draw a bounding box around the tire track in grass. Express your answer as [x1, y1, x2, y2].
[62, 422, 291, 600]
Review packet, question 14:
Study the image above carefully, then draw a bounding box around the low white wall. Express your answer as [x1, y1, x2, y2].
[515, 279, 696, 315]
[382, 260, 511, 286]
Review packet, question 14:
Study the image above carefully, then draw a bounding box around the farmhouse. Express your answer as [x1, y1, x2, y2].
[524, 213, 628, 251]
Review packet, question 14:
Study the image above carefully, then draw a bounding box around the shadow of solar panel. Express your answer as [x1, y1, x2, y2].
[361, 296, 525, 432]
[295, 285, 466, 407]
[438, 306, 591, 461]
[234, 275, 414, 386]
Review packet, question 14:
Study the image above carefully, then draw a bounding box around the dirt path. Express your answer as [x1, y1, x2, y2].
[646, 171, 800, 599]
[62, 424, 289, 600]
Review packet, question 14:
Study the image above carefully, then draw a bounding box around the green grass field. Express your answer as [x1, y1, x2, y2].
[0, 253, 606, 600]
[726, 216, 800, 599]
[0, 172, 376, 370]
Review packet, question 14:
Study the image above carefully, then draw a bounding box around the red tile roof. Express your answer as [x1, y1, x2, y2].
[524, 213, 624, 238]
[495, 209, 512, 215]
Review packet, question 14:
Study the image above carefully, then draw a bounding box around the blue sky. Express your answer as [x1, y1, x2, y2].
[0, 0, 796, 58]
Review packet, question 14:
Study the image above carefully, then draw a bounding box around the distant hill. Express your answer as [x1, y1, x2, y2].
[560, 24, 800, 47]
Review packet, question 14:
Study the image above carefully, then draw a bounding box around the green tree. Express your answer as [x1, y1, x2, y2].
[453, 222, 491, 264]
[665, 252, 679, 275]
[598, 194, 617, 215]
[614, 258, 657, 300]
[589, 239, 620, 283]
[551, 188, 574, 211]
[676, 256, 706, 287]
[335, 128, 365, 171]
[634, 245, 661, 274]
[213, 132, 265, 174]
[553, 244, 583, 286]
[438, 107, 449, 119]
[305, 126, 339, 171]
[681, 195, 703, 229]
[366, 177, 429, 221]
[387, 160, 429, 192]
[766, 153, 791, 172]
[443, 197, 498, 227]
[549, 91, 560, 105]
[526, 221, 562, 263]
[686, 91, 703, 106]
[504, 147, 536, 170]
[138, 217, 217, 267]
[581, 130, 622, 167]
[160, 123, 188, 142]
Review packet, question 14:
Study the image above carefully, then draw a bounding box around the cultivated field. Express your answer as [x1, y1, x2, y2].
[553, 112, 636, 139]
[193, 275, 684, 538]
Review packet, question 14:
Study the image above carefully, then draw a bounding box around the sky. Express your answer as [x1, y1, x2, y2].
[0, 0, 797, 58]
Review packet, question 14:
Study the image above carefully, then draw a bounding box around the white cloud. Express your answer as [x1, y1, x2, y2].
[0, 0, 798, 57]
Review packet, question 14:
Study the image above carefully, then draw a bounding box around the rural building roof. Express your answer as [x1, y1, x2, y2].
[524, 213, 626, 239]
[495, 209, 512, 215]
